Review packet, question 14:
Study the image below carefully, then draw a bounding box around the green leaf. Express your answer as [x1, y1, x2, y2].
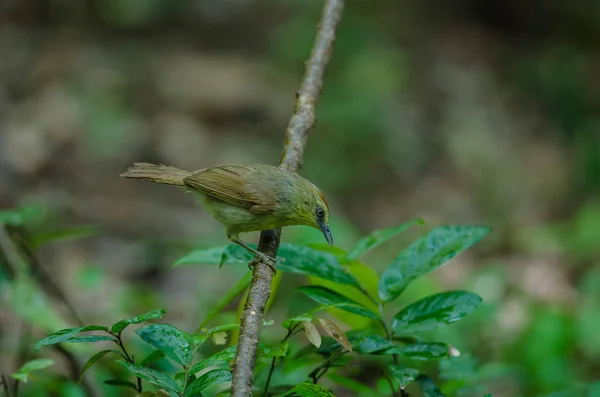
[205, 324, 240, 334]
[392, 291, 482, 333]
[64, 335, 117, 343]
[379, 225, 490, 302]
[141, 350, 167, 366]
[0, 205, 42, 226]
[80, 325, 110, 332]
[395, 342, 450, 360]
[277, 244, 359, 286]
[297, 286, 380, 320]
[279, 382, 336, 396]
[116, 361, 180, 394]
[32, 225, 100, 248]
[79, 350, 118, 382]
[189, 346, 237, 374]
[416, 375, 447, 397]
[183, 369, 232, 397]
[283, 313, 314, 329]
[347, 334, 396, 354]
[11, 359, 54, 383]
[111, 309, 166, 333]
[387, 364, 419, 389]
[259, 341, 289, 358]
[35, 328, 83, 351]
[346, 218, 424, 260]
[104, 379, 139, 390]
[136, 324, 203, 366]
[173, 244, 252, 267]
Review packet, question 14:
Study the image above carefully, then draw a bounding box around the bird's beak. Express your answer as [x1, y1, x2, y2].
[318, 220, 334, 245]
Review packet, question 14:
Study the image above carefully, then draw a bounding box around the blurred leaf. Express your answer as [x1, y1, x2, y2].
[326, 373, 373, 394]
[11, 359, 54, 383]
[111, 309, 166, 333]
[116, 361, 179, 394]
[303, 321, 322, 348]
[199, 272, 251, 328]
[104, 379, 138, 390]
[259, 341, 289, 358]
[298, 286, 380, 320]
[438, 355, 478, 381]
[283, 313, 314, 329]
[35, 328, 84, 351]
[141, 350, 166, 366]
[416, 375, 447, 397]
[190, 346, 237, 374]
[206, 324, 240, 334]
[136, 324, 203, 366]
[346, 218, 424, 260]
[316, 318, 352, 351]
[0, 205, 43, 226]
[135, 392, 171, 397]
[212, 332, 228, 345]
[395, 342, 450, 360]
[183, 369, 231, 397]
[277, 244, 359, 286]
[379, 225, 490, 302]
[65, 335, 117, 343]
[79, 350, 118, 382]
[387, 364, 419, 389]
[279, 382, 336, 396]
[32, 225, 100, 248]
[174, 244, 252, 267]
[392, 291, 482, 333]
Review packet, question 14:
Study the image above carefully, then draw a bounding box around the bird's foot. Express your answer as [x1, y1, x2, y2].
[248, 252, 277, 274]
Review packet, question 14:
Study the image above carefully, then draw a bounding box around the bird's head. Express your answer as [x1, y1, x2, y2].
[294, 181, 333, 246]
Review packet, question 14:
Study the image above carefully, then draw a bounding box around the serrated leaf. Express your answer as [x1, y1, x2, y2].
[316, 318, 352, 352]
[65, 335, 117, 343]
[416, 375, 447, 397]
[35, 328, 83, 351]
[141, 350, 166, 366]
[116, 361, 179, 394]
[387, 364, 419, 389]
[276, 244, 359, 286]
[104, 379, 138, 390]
[392, 291, 482, 333]
[346, 218, 424, 260]
[379, 225, 490, 302]
[303, 322, 322, 348]
[395, 342, 450, 360]
[297, 286, 380, 320]
[111, 309, 166, 334]
[136, 324, 202, 366]
[11, 359, 54, 383]
[279, 382, 336, 396]
[79, 350, 118, 382]
[190, 346, 237, 374]
[183, 369, 231, 397]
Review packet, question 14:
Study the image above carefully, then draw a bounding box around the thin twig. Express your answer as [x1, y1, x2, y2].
[230, 1, 344, 396]
[263, 325, 299, 396]
[1, 374, 10, 397]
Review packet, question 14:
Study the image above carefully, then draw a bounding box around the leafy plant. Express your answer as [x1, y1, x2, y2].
[28, 222, 491, 396]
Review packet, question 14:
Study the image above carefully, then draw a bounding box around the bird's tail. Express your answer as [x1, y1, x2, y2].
[120, 163, 192, 186]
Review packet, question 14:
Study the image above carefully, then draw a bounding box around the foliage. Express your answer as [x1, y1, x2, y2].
[20, 222, 495, 396]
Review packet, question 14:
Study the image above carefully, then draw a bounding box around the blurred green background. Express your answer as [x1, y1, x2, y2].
[1, 0, 599, 396]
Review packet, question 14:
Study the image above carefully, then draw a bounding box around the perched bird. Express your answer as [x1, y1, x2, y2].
[120, 163, 332, 271]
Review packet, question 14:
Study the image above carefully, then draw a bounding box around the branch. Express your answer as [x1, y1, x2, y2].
[230, 1, 345, 395]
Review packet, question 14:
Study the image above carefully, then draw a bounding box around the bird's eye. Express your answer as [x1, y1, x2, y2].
[316, 208, 325, 218]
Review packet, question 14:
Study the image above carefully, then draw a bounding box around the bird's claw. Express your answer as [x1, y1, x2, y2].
[248, 253, 277, 274]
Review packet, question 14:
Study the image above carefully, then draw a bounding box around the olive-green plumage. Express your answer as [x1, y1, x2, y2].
[120, 163, 332, 269]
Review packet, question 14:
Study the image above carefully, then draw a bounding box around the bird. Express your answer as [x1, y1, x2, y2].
[120, 162, 333, 272]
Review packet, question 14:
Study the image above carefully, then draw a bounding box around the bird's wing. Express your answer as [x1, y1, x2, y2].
[183, 165, 277, 214]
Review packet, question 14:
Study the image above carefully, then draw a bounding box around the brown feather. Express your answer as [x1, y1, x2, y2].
[183, 165, 278, 214]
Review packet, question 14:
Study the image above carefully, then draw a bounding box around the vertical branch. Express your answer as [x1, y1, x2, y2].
[230, 1, 345, 396]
